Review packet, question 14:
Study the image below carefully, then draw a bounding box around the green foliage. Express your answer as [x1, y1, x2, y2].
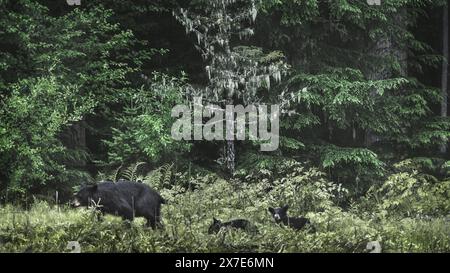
[104, 73, 191, 164]
[362, 158, 450, 217]
[394, 157, 450, 178]
[317, 145, 384, 171]
[143, 163, 175, 190]
[0, 1, 158, 197]
[0, 0, 448, 254]
[0, 164, 448, 253]
[235, 153, 303, 181]
[261, 0, 449, 167]
[398, 118, 450, 149]
[0, 76, 94, 197]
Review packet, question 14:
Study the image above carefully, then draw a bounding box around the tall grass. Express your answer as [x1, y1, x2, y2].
[0, 182, 448, 253]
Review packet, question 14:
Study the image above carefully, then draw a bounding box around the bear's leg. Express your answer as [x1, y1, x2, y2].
[154, 204, 163, 228]
[119, 205, 135, 227]
[146, 216, 156, 229]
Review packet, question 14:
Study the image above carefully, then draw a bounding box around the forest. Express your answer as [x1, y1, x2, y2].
[0, 0, 449, 253]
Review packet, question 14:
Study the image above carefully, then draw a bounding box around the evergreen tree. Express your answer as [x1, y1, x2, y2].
[256, 0, 450, 190]
[173, 0, 288, 174]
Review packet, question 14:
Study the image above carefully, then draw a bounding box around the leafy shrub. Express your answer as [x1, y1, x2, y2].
[104, 73, 191, 164]
[369, 172, 450, 217]
[0, 76, 94, 199]
[1, 156, 449, 254]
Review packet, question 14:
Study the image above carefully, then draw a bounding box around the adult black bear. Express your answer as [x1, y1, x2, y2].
[268, 205, 313, 231]
[72, 180, 165, 229]
[208, 218, 258, 234]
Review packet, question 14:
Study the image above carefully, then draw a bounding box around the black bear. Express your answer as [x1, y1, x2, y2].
[71, 180, 166, 229]
[268, 205, 313, 231]
[208, 218, 258, 234]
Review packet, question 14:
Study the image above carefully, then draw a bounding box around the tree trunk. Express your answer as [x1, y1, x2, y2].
[72, 120, 86, 150]
[60, 120, 87, 168]
[225, 140, 235, 175]
[366, 10, 408, 147]
[440, 2, 449, 154]
[224, 97, 236, 175]
[365, 37, 391, 147]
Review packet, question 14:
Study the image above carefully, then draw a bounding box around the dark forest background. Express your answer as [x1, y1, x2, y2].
[0, 0, 448, 253]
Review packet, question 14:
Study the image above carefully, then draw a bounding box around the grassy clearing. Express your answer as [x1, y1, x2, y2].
[0, 176, 448, 253]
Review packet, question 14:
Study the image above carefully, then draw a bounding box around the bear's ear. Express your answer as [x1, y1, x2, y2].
[268, 207, 275, 214]
[282, 205, 289, 211]
[213, 218, 220, 224]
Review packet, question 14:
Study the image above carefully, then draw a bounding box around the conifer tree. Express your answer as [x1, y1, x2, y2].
[174, 0, 288, 174]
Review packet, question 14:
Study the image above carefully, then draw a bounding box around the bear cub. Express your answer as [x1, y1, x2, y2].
[268, 205, 313, 231]
[208, 218, 258, 234]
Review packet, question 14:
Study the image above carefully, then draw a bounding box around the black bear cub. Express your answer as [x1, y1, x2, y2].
[208, 218, 258, 234]
[268, 205, 313, 231]
[72, 180, 165, 229]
